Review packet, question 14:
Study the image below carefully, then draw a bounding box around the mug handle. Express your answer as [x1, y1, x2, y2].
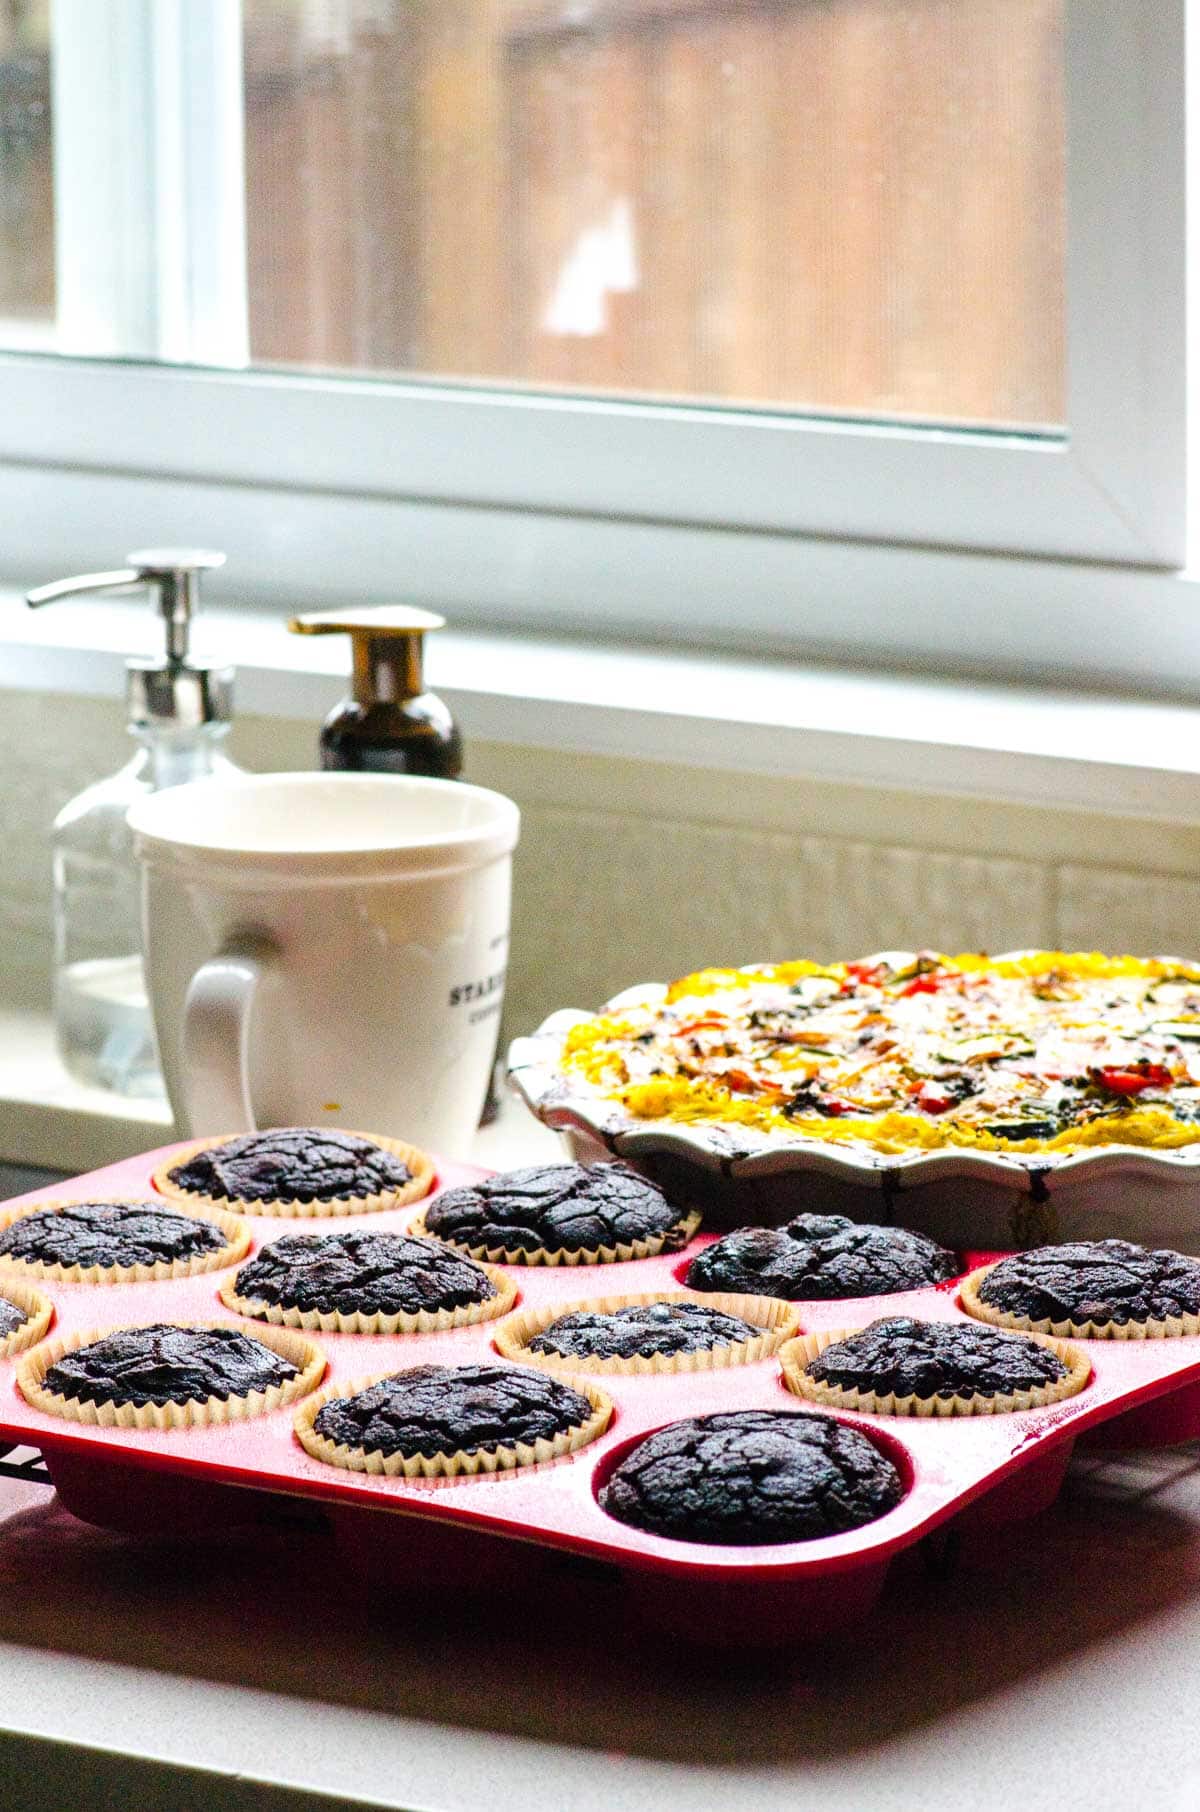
[181, 934, 276, 1135]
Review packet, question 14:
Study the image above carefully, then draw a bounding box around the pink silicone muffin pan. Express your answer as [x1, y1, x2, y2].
[4, 1139, 1200, 1647]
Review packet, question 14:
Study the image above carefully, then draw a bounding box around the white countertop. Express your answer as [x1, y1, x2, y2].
[1, 1441, 1199, 1810]
[1, 1026, 1198, 1810]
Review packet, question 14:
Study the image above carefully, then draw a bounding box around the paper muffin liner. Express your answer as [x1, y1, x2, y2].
[0, 1279, 53, 1358]
[779, 1324, 1090, 1418]
[16, 1320, 327, 1430]
[219, 1259, 518, 1336]
[152, 1131, 435, 1219]
[293, 1371, 613, 1479]
[407, 1207, 702, 1268]
[959, 1263, 1200, 1341]
[492, 1289, 801, 1376]
[0, 1197, 251, 1285]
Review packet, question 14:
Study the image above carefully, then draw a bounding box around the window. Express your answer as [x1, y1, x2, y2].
[0, 0, 52, 347]
[239, 0, 1065, 432]
[0, 1, 1189, 672]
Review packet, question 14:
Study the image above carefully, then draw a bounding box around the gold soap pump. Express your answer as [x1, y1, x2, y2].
[288, 606, 462, 778]
[290, 604, 501, 1123]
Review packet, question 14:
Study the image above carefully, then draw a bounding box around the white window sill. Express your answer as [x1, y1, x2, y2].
[4, 588, 1200, 821]
[0, 1009, 173, 1174]
[0, 1008, 561, 1178]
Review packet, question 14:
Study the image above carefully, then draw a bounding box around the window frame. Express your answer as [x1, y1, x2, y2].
[0, 0, 1190, 654]
[46, 0, 247, 363]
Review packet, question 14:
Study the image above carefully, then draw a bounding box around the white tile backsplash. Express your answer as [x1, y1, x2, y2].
[775, 840, 1053, 967]
[1055, 864, 1200, 961]
[506, 807, 1054, 1028]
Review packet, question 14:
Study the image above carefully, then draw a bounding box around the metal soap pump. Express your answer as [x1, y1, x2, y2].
[26, 549, 240, 1097]
[287, 606, 462, 777]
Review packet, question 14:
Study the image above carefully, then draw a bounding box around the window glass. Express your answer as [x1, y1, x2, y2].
[0, 0, 53, 345]
[0, 0, 1066, 429]
[243, 0, 1065, 427]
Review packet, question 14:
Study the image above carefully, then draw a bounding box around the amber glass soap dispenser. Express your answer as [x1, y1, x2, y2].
[288, 607, 462, 778]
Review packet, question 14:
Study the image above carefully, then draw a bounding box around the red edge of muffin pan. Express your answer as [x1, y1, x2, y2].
[3, 1139, 1200, 1649]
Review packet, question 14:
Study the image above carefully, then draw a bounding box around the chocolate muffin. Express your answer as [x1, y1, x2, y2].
[0, 1201, 232, 1276]
[310, 1362, 597, 1462]
[226, 1230, 502, 1324]
[0, 1296, 27, 1341]
[798, 1315, 1073, 1407]
[966, 1239, 1200, 1334]
[686, 1213, 957, 1301]
[598, 1409, 903, 1546]
[157, 1128, 431, 1215]
[0, 1281, 53, 1358]
[40, 1324, 300, 1410]
[419, 1162, 696, 1260]
[528, 1300, 761, 1363]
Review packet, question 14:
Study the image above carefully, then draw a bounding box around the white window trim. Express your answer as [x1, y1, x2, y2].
[2, 455, 1200, 688]
[50, 0, 248, 364]
[0, 0, 1190, 669]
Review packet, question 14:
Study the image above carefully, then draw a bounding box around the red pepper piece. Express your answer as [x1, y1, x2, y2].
[725, 1068, 786, 1097]
[915, 1082, 953, 1114]
[844, 961, 883, 984]
[900, 974, 944, 998]
[1095, 1063, 1173, 1096]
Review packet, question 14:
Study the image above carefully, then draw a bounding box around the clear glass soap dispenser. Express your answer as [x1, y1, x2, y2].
[26, 550, 240, 1097]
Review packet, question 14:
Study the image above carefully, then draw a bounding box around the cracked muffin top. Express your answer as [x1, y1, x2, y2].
[423, 1161, 691, 1255]
[598, 1408, 903, 1545]
[974, 1239, 1200, 1328]
[0, 1202, 229, 1272]
[686, 1213, 957, 1301]
[312, 1362, 595, 1460]
[42, 1324, 299, 1409]
[0, 1297, 26, 1339]
[528, 1299, 760, 1362]
[231, 1230, 497, 1318]
[803, 1315, 1069, 1402]
[166, 1129, 414, 1205]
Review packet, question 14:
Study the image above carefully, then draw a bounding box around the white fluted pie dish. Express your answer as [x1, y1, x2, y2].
[507, 953, 1200, 1249]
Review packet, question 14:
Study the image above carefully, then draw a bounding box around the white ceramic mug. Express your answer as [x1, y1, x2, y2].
[127, 771, 520, 1154]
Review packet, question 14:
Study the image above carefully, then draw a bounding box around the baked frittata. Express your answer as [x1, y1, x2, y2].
[561, 952, 1200, 1155]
